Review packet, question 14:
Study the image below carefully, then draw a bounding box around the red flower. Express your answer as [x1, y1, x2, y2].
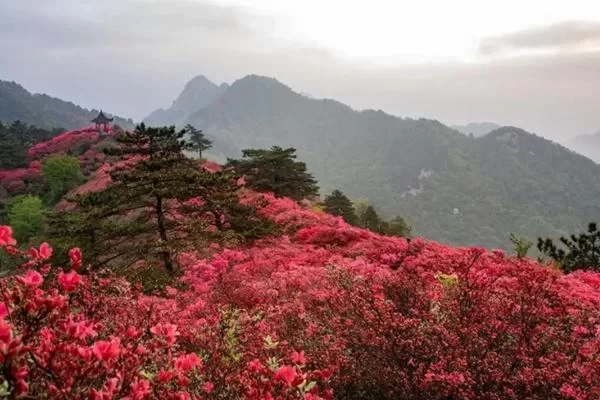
[39, 242, 52, 260]
[129, 378, 151, 400]
[57, 270, 81, 292]
[274, 365, 296, 387]
[0, 320, 13, 344]
[68, 247, 82, 270]
[150, 323, 179, 346]
[92, 339, 121, 361]
[203, 382, 214, 393]
[17, 269, 43, 287]
[174, 353, 202, 373]
[29, 242, 52, 260]
[246, 358, 264, 373]
[0, 226, 16, 247]
[0, 302, 9, 319]
[290, 350, 306, 365]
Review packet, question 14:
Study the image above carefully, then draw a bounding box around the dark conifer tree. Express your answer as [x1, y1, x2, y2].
[537, 222, 600, 272]
[227, 146, 318, 201]
[49, 124, 274, 274]
[185, 124, 212, 159]
[323, 189, 357, 224]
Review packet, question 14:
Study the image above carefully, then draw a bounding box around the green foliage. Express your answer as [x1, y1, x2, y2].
[41, 154, 82, 204]
[0, 121, 61, 169]
[354, 200, 411, 237]
[185, 124, 212, 159]
[510, 233, 533, 259]
[168, 75, 600, 249]
[8, 195, 45, 244]
[50, 124, 275, 276]
[385, 216, 412, 237]
[323, 190, 357, 224]
[359, 206, 382, 232]
[537, 222, 600, 272]
[227, 146, 318, 201]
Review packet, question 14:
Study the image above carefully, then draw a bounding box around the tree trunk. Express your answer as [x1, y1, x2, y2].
[155, 195, 173, 273]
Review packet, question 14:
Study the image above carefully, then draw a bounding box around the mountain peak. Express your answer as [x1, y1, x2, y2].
[143, 74, 227, 126]
[229, 74, 294, 94]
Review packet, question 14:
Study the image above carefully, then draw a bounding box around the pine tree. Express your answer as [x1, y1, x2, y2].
[227, 146, 319, 201]
[50, 124, 274, 275]
[185, 124, 212, 159]
[359, 205, 383, 232]
[323, 190, 356, 224]
[537, 222, 600, 272]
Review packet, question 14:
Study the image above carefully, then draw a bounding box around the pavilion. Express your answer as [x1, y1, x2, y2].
[91, 111, 113, 132]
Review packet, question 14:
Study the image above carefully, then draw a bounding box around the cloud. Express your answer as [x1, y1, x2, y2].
[480, 20, 600, 55]
[0, 0, 599, 141]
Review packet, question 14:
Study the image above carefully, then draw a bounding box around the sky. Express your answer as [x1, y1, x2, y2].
[1, 0, 600, 141]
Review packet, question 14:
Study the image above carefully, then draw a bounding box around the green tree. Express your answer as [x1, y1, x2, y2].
[384, 216, 412, 237]
[510, 233, 533, 259]
[8, 195, 45, 244]
[227, 146, 319, 201]
[41, 154, 82, 204]
[360, 206, 383, 232]
[185, 124, 212, 159]
[537, 223, 600, 272]
[50, 124, 274, 275]
[323, 190, 357, 224]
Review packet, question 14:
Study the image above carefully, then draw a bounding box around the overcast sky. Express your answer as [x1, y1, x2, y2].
[1, 0, 600, 141]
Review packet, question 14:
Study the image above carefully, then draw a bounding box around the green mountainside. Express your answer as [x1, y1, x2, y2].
[144, 74, 600, 248]
[0, 79, 133, 130]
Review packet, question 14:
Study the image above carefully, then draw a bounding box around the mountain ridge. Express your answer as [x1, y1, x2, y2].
[141, 73, 600, 249]
[0, 79, 133, 130]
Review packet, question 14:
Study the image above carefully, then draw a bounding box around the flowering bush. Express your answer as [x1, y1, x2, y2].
[0, 192, 599, 399]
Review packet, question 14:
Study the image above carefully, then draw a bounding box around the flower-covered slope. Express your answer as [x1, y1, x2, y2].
[0, 127, 112, 195]
[0, 188, 599, 399]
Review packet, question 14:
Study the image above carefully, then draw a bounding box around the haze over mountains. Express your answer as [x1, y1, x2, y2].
[3, 73, 600, 249]
[0, 80, 133, 130]
[568, 131, 600, 163]
[143, 74, 600, 249]
[452, 122, 501, 137]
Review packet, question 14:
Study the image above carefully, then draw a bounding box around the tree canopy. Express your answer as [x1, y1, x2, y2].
[41, 154, 82, 204]
[49, 124, 274, 278]
[323, 190, 357, 224]
[8, 195, 45, 244]
[227, 146, 318, 201]
[185, 124, 212, 159]
[537, 222, 600, 272]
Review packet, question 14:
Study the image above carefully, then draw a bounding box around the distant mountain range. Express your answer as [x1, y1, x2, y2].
[452, 122, 501, 137]
[143, 74, 600, 249]
[567, 131, 600, 163]
[0, 79, 134, 130]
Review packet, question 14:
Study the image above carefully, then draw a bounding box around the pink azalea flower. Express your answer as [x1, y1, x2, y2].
[57, 270, 81, 292]
[174, 353, 202, 373]
[150, 323, 179, 346]
[203, 382, 214, 393]
[68, 247, 82, 270]
[92, 339, 121, 361]
[274, 365, 296, 387]
[0, 226, 16, 247]
[18, 269, 43, 287]
[290, 350, 306, 365]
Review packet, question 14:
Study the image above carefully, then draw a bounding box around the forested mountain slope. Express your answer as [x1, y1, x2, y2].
[0, 79, 133, 130]
[144, 75, 600, 248]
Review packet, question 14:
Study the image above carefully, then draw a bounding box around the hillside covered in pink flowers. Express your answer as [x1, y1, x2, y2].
[0, 193, 599, 399]
[0, 127, 599, 399]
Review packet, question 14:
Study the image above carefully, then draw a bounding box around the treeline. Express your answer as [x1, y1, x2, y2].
[0, 120, 62, 169]
[322, 190, 411, 237]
